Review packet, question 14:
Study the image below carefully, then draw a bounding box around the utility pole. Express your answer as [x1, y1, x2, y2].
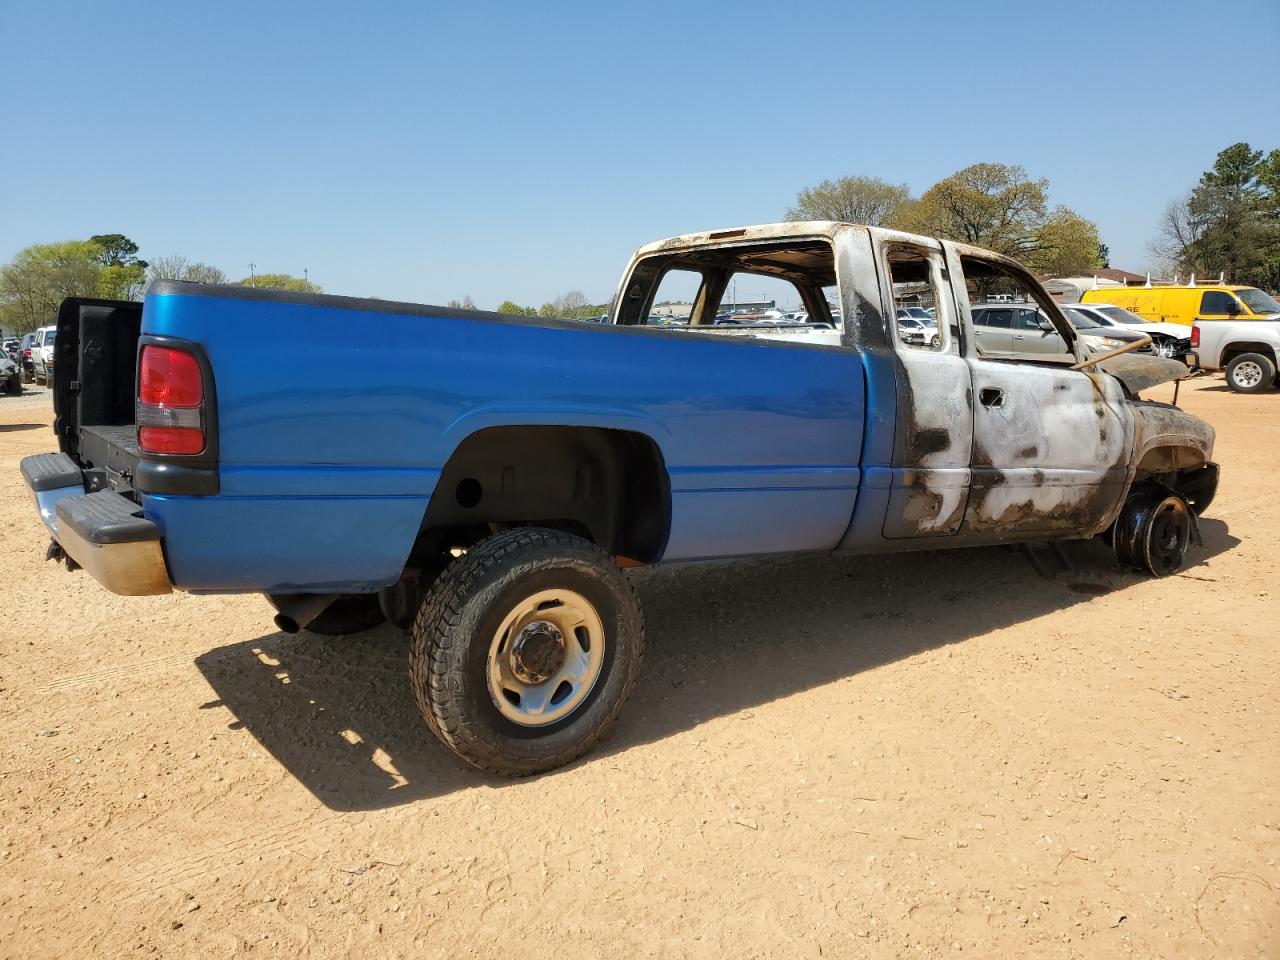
[247, 262, 256, 287]
[303, 267, 309, 287]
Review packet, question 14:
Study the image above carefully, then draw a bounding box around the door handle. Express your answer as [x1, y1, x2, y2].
[980, 387, 1003, 408]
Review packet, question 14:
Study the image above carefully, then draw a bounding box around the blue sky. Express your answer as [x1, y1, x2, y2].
[1, 0, 1276, 308]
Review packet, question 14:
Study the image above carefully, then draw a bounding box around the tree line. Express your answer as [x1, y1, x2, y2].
[7, 150, 1273, 335]
[0, 235, 318, 334]
[491, 291, 608, 320]
[785, 162, 1106, 275]
[1153, 142, 1279, 290]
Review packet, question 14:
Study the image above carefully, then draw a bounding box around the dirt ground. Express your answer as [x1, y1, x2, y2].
[0, 376, 1276, 959]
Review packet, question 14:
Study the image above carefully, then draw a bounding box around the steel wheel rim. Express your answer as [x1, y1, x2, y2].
[1233, 361, 1263, 388]
[487, 588, 605, 727]
[1144, 499, 1190, 575]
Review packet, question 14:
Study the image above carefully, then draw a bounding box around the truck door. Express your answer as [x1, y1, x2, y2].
[875, 238, 974, 539]
[946, 247, 1133, 539]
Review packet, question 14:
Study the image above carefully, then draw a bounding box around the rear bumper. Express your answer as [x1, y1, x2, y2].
[21, 453, 172, 596]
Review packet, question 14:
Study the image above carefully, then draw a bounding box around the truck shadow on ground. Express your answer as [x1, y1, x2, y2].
[195, 519, 1237, 812]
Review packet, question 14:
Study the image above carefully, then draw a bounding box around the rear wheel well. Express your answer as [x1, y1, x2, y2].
[1221, 342, 1278, 366]
[419, 426, 670, 564]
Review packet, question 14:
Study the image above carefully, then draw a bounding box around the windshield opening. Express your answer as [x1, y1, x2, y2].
[1237, 287, 1280, 315]
[1064, 308, 1103, 330]
[1099, 306, 1147, 325]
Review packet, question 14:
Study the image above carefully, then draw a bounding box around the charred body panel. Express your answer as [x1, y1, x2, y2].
[1097, 355, 1191, 396]
[964, 362, 1133, 538]
[1130, 401, 1216, 474]
[873, 239, 974, 539]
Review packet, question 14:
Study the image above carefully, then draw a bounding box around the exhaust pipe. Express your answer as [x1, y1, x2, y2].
[266, 593, 339, 634]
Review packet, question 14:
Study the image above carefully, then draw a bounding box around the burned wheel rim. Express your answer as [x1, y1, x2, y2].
[487, 588, 605, 727]
[1137, 496, 1191, 577]
[1231, 360, 1264, 389]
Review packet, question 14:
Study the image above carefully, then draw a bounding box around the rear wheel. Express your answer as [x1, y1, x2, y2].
[410, 527, 644, 776]
[1225, 352, 1275, 393]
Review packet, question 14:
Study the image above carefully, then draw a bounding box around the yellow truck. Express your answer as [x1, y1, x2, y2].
[1082, 284, 1280, 327]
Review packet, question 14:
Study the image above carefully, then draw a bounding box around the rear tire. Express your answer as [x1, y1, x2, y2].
[409, 527, 644, 776]
[1225, 353, 1275, 393]
[305, 594, 387, 635]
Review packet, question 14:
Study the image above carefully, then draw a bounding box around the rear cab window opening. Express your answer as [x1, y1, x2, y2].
[885, 244, 955, 356]
[614, 238, 845, 347]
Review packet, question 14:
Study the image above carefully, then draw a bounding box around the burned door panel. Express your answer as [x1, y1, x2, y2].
[964, 360, 1134, 537]
[876, 238, 974, 539]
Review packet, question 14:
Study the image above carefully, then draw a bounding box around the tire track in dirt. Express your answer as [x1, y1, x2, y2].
[33, 640, 267, 695]
[120, 813, 345, 900]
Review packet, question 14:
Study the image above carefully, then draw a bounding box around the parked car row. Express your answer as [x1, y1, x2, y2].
[1063, 303, 1191, 359]
[1076, 282, 1280, 393]
[892, 301, 1182, 363]
[1, 341, 22, 394]
[3, 326, 58, 391]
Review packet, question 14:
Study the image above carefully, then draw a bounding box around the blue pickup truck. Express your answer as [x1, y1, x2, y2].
[23, 222, 1219, 774]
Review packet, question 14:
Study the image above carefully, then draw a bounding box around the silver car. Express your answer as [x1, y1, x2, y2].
[971, 302, 1145, 359]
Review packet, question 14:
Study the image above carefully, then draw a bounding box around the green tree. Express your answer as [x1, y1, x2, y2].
[98, 262, 148, 300]
[0, 240, 104, 333]
[1029, 208, 1103, 275]
[1154, 143, 1280, 287]
[786, 175, 911, 226]
[237, 273, 321, 293]
[892, 162, 1101, 272]
[89, 234, 146, 268]
[83, 234, 149, 299]
[496, 301, 528, 315]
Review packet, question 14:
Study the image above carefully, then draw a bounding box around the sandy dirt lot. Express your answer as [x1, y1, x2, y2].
[0, 376, 1276, 958]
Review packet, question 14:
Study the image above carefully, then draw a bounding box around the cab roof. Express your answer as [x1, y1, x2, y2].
[632, 221, 851, 257]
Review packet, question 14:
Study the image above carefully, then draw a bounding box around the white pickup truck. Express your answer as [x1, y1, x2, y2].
[1192, 319, 1280, 393]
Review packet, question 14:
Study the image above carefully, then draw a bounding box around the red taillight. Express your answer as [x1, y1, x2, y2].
[1190, 325, 1200, 348]
[140, 345, 203, 407]
[137, 345, 206, 455]
[139, 425, 206, 454]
